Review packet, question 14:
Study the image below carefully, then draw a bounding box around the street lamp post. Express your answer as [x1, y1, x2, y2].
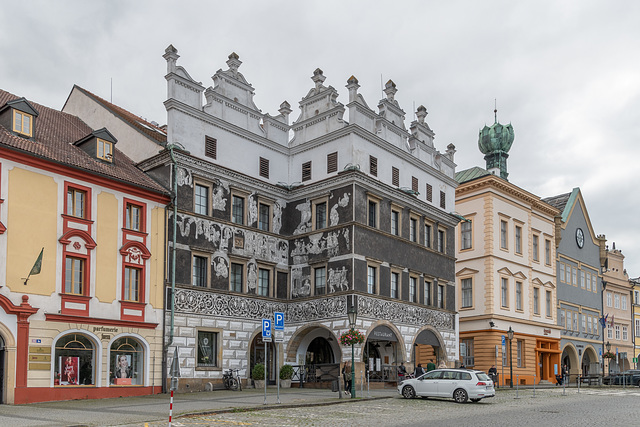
[606, 341, 611, 378]
[507, 327, 514, 388]
[348, 306, 357, 399]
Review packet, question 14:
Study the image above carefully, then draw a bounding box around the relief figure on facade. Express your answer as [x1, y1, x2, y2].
[308, 233, 325, 254]
[291, 266, 311, 298]
[330, 192, 350, 227]
[221, 226, 233, 250]
[212, 186, 227, 211]
[293, 201, 312, 235]
[326, 231, 339, 257]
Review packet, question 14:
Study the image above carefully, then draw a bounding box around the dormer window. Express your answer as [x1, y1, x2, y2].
[13, 110, 33, 136]
[97, 138, 113, 162]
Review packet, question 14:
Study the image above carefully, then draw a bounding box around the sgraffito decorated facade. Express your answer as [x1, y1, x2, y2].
[139, 46, 461, 391]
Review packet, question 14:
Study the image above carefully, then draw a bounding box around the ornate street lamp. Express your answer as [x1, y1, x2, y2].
[507, 326, 514, 388]
[348, 305, 357, 398]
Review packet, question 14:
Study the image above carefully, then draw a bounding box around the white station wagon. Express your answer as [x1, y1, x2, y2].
[398, 369, 495, 403]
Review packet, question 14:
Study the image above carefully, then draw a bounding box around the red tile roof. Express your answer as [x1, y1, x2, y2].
[0, 89, 168, 196]
[68, 85, 167, 146]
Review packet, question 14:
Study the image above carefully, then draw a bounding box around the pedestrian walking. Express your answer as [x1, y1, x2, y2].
[342, 361, 352, 396]
[426, 359, 436, 372]
[397, 362, 407, 380]
[414, 363, 425, 377]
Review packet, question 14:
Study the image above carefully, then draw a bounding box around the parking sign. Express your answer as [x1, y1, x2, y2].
[262, 319, 272, 339]
[274, 312, 285, 330]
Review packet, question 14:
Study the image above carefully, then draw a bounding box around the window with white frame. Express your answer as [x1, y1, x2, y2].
[545, 239, 551, 265]
[573, 312, 578, 331]
[391, 209, 400, 236]
[409, 276, 417, 303]
[500, 220, 508, 249]
[517, 340, 524, 368]
[636, 319, 640, 337]
[581, 314, 586, 333]
[367, 266, 377, 294]
[516, 281, 522, 311]
[592, 275, 597, 292]
[501, 278, 508, 308]
[560, 264, 565, 283]
[566, 265, 571, 284]
[437, 284, 444, 308]
[614, 294, 620, 309]
[572, 267, 577, 285]
[586, 272, 591, 291]
[622, 325, 628, 341]
[515, 225, 522, 254]
[615, 324, 620, 340]
[607, 291, 612, 307]
[410, 217, 418, 243]
[635, 290, 640, 305]
[593, 317, 599, 336]
[461, 278, 472, 308]
[391, 272, 399, 299]
[461, 221, 472, 250]
[192, 255, 208, 287]
[532, 234, 539, 261]
[622, 295, 627, 310]
[232, 195, 245, 225]
[587, 315, 592, 334]
[257, 268, 270, 296]
[546, 290, 552, 317]
[559, 310, 565, 328]
[194, 183, 209, 215]
[607, 325, 612, 339]
[533, 288, 540, 315]
[314, 266, 326, 296]
[230, 262, 243, 292]
[313, 200, 327, 230]
[258, 203, 270, 231]
[580, 270, 585, 289]
[424, 280, 432, 305]
[567, 310, 572, 330]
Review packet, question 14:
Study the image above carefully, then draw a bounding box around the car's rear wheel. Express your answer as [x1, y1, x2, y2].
[636, 379, 640, 387]
[402, 385, 416, 399]
[453, 388, 468, 403]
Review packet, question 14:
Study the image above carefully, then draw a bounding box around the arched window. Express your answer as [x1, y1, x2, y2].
[54, 334, 95, 386]
[110, 337, 144, 385]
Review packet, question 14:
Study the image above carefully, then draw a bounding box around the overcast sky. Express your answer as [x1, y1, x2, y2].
[2, 0, 640, 278]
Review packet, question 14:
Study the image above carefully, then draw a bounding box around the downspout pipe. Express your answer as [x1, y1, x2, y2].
[168, 144, 179, 346]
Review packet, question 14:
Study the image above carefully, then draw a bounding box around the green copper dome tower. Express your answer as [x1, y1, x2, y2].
[478, 108, 514, 180]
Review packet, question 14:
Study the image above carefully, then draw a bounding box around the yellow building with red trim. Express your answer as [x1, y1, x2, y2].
[0, 89, 169, 404]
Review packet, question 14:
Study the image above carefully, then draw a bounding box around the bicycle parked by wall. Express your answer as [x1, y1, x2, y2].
[223, 369, 242, 391]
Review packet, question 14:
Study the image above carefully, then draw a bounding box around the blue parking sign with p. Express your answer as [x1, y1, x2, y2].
[262, 319, 272, 338]
[274, 312, 285, 330]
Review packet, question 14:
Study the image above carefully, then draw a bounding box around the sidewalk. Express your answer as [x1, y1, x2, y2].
[0, 386, 398, 427]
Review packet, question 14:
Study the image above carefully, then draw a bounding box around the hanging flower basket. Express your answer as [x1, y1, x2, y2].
[603, 351, 616, 359]
[340, 328, 365, 346]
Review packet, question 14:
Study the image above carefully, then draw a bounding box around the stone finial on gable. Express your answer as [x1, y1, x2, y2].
[312, 68, 326, 89]
[346, 75, 360, 103]
[227, 52, 242, 76]
[163, 44, 180, 73]
[446, 143, 456, 161]
[416, 105, 427, 124]
[384, 80, 397, 101]
[279, 101, 292, 124]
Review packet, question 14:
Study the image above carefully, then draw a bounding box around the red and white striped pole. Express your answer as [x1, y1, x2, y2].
[168, 389, 174, 426]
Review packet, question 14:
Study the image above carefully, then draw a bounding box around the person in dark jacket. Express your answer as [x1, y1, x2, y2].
[414, 363, 425, 377]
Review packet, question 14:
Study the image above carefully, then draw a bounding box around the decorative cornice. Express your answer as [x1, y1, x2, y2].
[357, 295, 455, 330]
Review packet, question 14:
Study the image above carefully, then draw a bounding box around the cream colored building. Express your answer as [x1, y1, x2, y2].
[602, 246, 634, 373]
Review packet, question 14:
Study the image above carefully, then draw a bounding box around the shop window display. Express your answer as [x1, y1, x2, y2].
[54, 334, 95, 386]
[110, 337, 144, 385]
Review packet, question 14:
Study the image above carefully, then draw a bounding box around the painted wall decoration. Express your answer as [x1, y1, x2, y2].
[328, 266, 349, 292]
[291, 228, 349, 264]
[293, 201, 312, 235]
[213, 251, 229, 278]
[174, 287, 344, 322]
[291, 266, 311, 298]
[272, 199, 285, 234]
[358, 295, 454, 330]
[177, 167, 193, 187]
[212, 187, 227, 211]
[174, 288, 286, 319]
[247, 258, 257, 292]
[172, 213, 288, 265]
[248, 193, 257, 226]
[330, 192, 350, 227]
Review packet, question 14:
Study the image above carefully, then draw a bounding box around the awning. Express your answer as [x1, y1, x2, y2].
[415, 329, 440, 347]
[368, 325, 398, 342]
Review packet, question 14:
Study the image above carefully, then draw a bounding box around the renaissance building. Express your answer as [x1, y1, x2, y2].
[140, 46, 461, 390]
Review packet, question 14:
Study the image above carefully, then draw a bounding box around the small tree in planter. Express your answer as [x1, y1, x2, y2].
[279, 364, 294, 388]
[252, 363, 265, 388]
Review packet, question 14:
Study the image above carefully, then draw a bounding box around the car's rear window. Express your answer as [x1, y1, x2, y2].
[476, 372, 490, 381]
[461, 372, 472, 380]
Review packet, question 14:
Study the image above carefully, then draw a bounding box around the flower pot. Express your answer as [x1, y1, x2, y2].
[280, 379, 291, 388]
[254, 380, 265, 389]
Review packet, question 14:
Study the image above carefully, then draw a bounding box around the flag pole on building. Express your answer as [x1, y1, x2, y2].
[23, 247, 44, 285]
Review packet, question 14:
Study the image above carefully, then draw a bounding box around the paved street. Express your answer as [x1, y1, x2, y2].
[2, 386, 640, 426]
[151, 387, 640, 427]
